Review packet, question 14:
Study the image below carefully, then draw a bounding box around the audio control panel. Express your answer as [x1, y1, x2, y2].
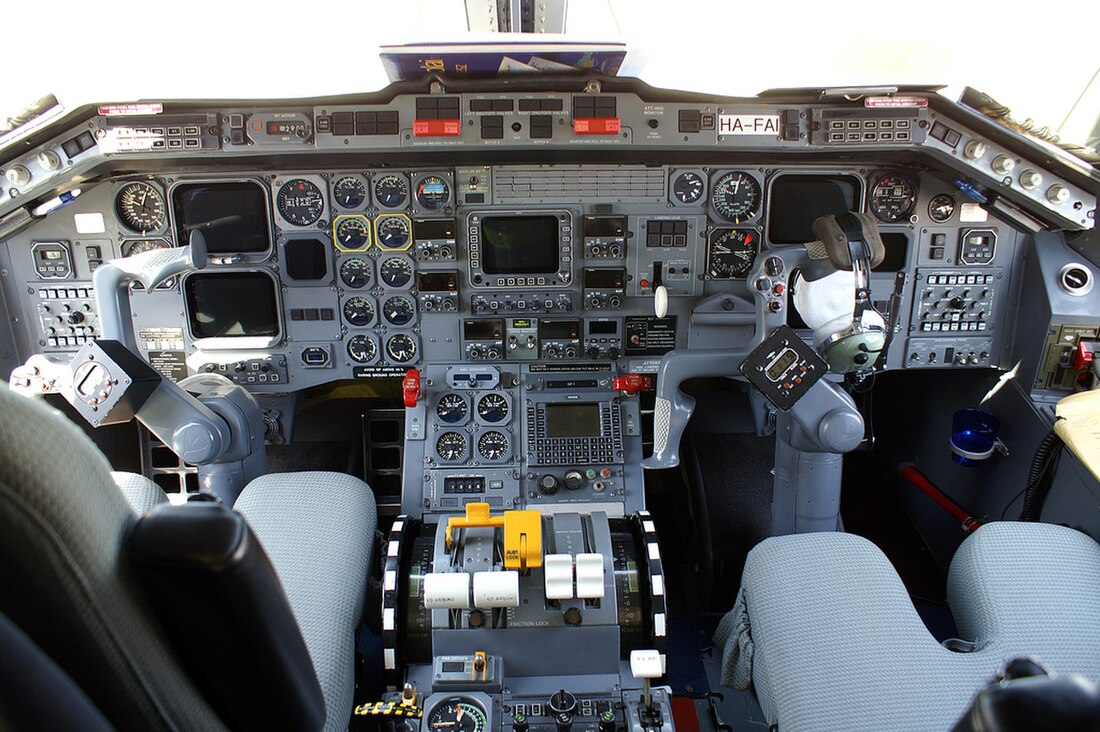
[912, 268, 1003, 334]
[33, 284, 99, 350]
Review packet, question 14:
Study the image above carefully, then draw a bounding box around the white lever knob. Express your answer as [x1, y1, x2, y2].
[653, 285, 669, 318]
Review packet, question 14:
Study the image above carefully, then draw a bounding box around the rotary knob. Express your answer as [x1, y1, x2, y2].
[5, 165, 31, 187]
[539, 474, 561, 495]
[963, 140, 987, 160]
[548, 689, 578, 717]
[37, 150, 62, 171]
[991, 154, 1016, 176]
[1046, 184, 1070, 204]
[1019, 169, 1042, 190]
[563, 470, 585, 490]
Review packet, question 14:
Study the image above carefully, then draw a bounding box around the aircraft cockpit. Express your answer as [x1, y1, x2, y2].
[2, 5, 1100, 731]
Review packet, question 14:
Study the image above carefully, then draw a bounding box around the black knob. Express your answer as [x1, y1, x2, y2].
[587, 346, 601, 359]
[512, 714, 529, 732]
[67, 311, 85, 325]
[539, 474, 561, 495]
[607, 347, 620, 360]
[563, 470, 585, 490]
[555, 713, 572, 732]
[599, 710, 617, 732]
[548, 689, 578, 717]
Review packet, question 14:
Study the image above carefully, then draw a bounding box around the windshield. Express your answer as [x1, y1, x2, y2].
[4, 1, 1099, 151]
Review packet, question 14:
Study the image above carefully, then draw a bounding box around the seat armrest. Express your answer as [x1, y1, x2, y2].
[129, 502, 325, 732]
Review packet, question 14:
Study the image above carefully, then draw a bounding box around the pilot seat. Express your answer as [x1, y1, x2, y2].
[713, 522, 1100, 731]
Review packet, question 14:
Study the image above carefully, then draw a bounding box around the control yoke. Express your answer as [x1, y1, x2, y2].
[10, 233, 266, 503]
[641, 236, 865, 472]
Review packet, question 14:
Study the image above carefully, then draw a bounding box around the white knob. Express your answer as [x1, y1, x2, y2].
[5, 165, 31, 187]
[1019, 169, 1042, 190]
[1046, 184, 1070, 204]
[991, 154, 1015, 175]
[630, 649, 665, 679]
[653, 285, 669, 319]
[963, 140, 987, 160]
[36, 150, 61, 171]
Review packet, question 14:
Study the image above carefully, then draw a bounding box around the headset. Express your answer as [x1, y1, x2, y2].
[791, 212, 888, 375]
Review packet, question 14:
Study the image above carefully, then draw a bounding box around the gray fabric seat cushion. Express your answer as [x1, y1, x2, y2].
[714, 522, 1100, 732]
[110, 472, 168, 515]
[235, 472, 376, 732]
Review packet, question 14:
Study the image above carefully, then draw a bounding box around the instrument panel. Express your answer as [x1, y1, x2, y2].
[0, 158, 1026, 390]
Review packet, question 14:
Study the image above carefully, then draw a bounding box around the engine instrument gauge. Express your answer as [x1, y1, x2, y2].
[436, 394, 468, 424]
[346, 334, 377, 363]
[376, 215, 412, 250]
[928, 193, 956, 223]
[477, 431, 509, 461]
[415, 175, 450, 210]
[374, 174, 409, 208]
[436, 432, 468, 462]
[333, 216, 372, 251]
[671, 171, 705, 204]
[711, 171, 761, 223]
[342, 296, 375, 327]
[116, 182, 166, 233]
[277, 179, 324, 226]
[332, 176, 367, 209]
[426, 698, 487, 732]
[386, 333, 418, 363]
[122, 238, 171, 257]
[869, 174, 918, 223]
[707, 229, 758, 278]
[382, 295, 415, 326]
[476, 393, 509, 423]
[379, 256, 413, 287]
[339, 257, 371, 289]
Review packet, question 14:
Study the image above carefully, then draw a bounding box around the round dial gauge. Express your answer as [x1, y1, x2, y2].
[672, 171, 705, 204]
[376, 215, 412, 250]
[346, 334, 377, 363]
[373, 174, 409, 208]
[339, 257, 371, 289]
[415, 175, 450, 210]
[707, 229, 758, 279]
[332, 176, 367, 208]
[436, 394, 468, 424]
[386, 333, 418, 363]
[342, 296, 375, 327]
[122, 238, 171, 257]
[277, 179, 324, 226]
[476, 393, 509, 423]
[477, 431, 509, 461]
[426, 698, 487, 732]
[928, 193, 956, 223]
[334, 217, 371, 251]
[711, 171, 761, 223]
[379, 256, 413, 287]
[382, 295, 415, 326]
[116, 182, 166, 233]
[869, 174, 918, 223]
[436, 432, 468, 462]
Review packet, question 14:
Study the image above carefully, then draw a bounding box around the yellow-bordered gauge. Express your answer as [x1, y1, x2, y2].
[375, 213, 413, 251]
[333, 215, 373, 252]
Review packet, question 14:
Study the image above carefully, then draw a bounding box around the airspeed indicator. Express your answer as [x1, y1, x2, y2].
[707, 229, 758, 278]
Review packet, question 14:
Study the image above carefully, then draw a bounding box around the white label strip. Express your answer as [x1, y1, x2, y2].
[718, 114, 780, 135]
